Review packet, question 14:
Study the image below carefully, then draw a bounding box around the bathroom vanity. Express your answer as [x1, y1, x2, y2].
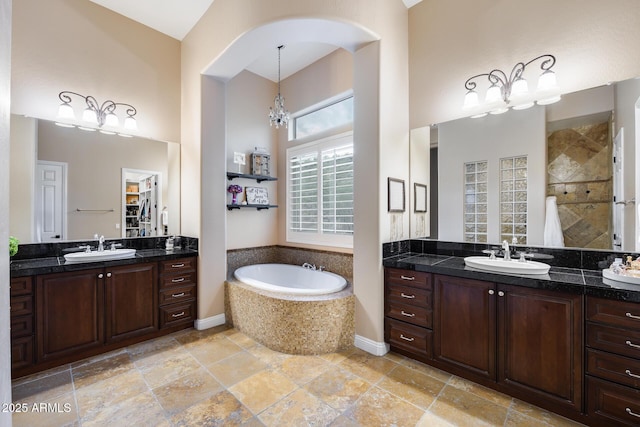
[9, 240, 197, 378]
[384, 241, 640, 427]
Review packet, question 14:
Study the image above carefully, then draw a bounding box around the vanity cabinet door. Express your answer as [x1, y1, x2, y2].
[105, 262, 158, 343]
[498, 284, 583, 413]
[36, 269, 105, 362]
[434, 274, 496, 381]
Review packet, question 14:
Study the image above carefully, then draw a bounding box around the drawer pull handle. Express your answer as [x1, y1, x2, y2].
[626, 408, 640, 418]
[626, 369, 640, 379]
[400, 275, 415, 281]
[171, 311, 185, 318]
[401, 311, 415, 318]
[627, 340, 640, 349]
[399, 334, 415, 342]
[171, 263, 185, 268]
[626, 312, 640, 320]
[171, 292, 186, 298]
[400, 293, 415, 299]
[171, 277, 185, 283]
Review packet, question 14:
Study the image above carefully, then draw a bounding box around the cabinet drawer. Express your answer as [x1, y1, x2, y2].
[10, 295, 33, 317]
[386, 302, 432, 328]
[588, 349, 640, 390]
[159, 285, 196, 306]
[588, 323, 640, 359]
[385, 268, 431, 290]
[11, 336, 34, 371]
[385, 318, 432, 358]
[587, 376, 640, 427]
[386, 283, 431, 309]
[11, 316, 33, 339]
[159, 301, 195, 329]
[159, 257, 196, 275]
[159, 271, 196, 289]
[10, 277, 33, 297]
[588, 297, 640, 331]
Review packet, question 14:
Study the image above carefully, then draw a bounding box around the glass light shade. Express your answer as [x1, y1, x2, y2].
[537, 70, 557, 91]
[57, 103, 75, 120]
[104, 112, 119, 127]
[470, 112, 488, 119]
[489, 107, 509, 115]
[511, 78, 529, 96]
[77, 126, 96, 132]
[118, 133, 133, 138]
[82, 108, 98, 124]
[485, 84, 502, 103]
[512, 101, 535, 110]
[55, 122, 75, 128]
[124, 116, 137, 130]
[99, 129, 116, 135]
[463, 90, 479, 109]
[537, 95, 562, 105]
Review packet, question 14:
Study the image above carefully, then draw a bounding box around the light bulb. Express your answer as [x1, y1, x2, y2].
[537, 70, 557, 91]
[485, 84, 502, 103]
[82, 108, 98, 124]
[57, 103, 75, 120]
[511, 78, 529, 96]
[124, 116, 137, 131]
[105, 112, 119, 127]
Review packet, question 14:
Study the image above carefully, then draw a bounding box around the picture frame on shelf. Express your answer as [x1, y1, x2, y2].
[387, 177, 405, 212]
[245, 187, 269, 205]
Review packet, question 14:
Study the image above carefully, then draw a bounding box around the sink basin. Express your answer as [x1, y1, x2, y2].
[464, 256, 550, 275]
[64, 248, 136, 263]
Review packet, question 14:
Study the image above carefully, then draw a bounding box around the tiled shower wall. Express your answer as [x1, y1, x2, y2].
[547, 120, 612, 249]
[227, 246, 353, 280]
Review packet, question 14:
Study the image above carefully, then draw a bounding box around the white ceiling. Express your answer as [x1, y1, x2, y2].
[88, 0, 422, 82]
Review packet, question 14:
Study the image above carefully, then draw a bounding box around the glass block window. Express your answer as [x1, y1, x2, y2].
[500, 156, 528, 244]
[464, 161, 488, 242]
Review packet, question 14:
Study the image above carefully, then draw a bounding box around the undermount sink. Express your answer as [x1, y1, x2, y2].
[64, 248, 136, 263]
[464, 256, 550, 275]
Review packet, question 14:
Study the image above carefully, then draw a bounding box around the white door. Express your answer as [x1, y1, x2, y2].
[613, 128, 624, 250]
[35, 161, 67, 242]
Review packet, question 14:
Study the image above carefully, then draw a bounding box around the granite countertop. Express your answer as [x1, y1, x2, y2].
[10, 248, 198, 278]
[383, 252, 640, 303]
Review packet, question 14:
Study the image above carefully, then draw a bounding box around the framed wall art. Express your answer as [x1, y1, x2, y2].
[414, 183, 427, 213]
[245, 187, 269, 205]
[387, 178, 405, 212]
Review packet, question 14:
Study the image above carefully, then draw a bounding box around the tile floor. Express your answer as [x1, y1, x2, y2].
[11, 326, 586, 427]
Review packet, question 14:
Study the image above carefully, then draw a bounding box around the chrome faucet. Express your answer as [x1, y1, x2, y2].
[302, 262, 317, 270]
[502, 240, 511, 261]
[97, 235, 105, 252]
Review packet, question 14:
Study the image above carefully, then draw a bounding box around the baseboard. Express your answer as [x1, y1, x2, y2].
[194, 313, 226, 330]
[354, 334, 389, 356]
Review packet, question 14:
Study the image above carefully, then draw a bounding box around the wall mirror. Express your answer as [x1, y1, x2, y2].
[427, 76, 640, 252]
[9, 115, 180, 243]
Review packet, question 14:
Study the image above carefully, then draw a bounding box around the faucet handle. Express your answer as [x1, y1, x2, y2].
[518, 252, 533, 262]
[78, 245, 92, 253]
[481, 249, 496, 259]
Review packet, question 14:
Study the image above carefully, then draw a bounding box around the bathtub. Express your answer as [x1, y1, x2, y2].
[227, 263, 354, 354]
[233, 263, 347, 295]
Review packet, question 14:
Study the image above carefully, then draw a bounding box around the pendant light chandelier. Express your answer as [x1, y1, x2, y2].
[463, 54, 560, 117]
[268, 45, 290, 129]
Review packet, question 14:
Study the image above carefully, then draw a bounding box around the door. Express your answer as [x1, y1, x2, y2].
[498, 284, 583, 412]
[35, 161, 67, 242]
[434, 275, 496, 380]
[105, 263, 158, 343]
[613, 128, 624, 250]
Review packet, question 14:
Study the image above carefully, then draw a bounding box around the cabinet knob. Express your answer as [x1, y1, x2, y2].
[488, 290, 495, 295]
[98, 273, 103, 279]
[106, 272, 112, 278]
[498, 291, 505, 297]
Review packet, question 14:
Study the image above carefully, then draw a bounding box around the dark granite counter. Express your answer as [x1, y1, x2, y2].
[383, 252, 640, 303]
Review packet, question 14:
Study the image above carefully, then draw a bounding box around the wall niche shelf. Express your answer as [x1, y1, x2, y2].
[226, 204, 278, 211]
[226, 172, 277, 183]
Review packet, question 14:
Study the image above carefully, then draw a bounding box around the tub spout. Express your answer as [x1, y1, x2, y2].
[318, 266, 326, 272]
[302, 262, 316, 270]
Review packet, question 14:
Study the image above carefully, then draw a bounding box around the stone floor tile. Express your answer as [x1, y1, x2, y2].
[187, 336, 244, 366]
[12, 370, 74, 404]
[228, 370, 298, 414]
[152, 367, 224, 415]
[343, 386, 425, 426]
[511, 399, 586, 427]
[447, 375, 513, 408]
[304, 367, 371, 412]
[137, 350, 202, 388]
[11, 391, 78, 427]
[276, 355, 331, 385]
[377, 364, 446, 409]
[170, 390, 253, 427]
[258, 388, 340, 426]
[338, 350, 398, 383]
[429, 385, 508, 427]
[71, 352, 134, 389]
[415, 411, 457, 427]
[81, 391, 169, 427]
[207, 351, 268, 387]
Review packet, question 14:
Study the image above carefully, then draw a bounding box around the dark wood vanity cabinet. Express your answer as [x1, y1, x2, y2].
[158, 257, 197, 329]
[384, 269, 584, 420]
[105, 262, 158, 343]
[384, 268, 433, 360]
[10, 277, 35, 371]
[586, 296, 640, 426]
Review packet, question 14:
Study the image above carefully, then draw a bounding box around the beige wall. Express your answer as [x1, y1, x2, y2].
[226, 70, 278, 250]
[182, 0, 409, 346]
[409, 0, 640, 128]
[1, 0, 12, 421]
[11, 0, 180, 143]
[9, 115, 36, 243]
[36, 120, 170, 241]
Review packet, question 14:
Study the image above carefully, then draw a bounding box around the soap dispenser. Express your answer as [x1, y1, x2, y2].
[165, 236, 174, 251]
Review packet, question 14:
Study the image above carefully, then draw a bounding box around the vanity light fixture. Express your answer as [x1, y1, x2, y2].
[55, 91, 138, 135]
[268, 45, 290, 129]
[463, 54, 560, 117]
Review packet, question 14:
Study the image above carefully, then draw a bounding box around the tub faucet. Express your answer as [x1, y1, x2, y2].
[302, 262, 316, 270]
[502, 240, 511, 261]
[318, 266, 326, 272]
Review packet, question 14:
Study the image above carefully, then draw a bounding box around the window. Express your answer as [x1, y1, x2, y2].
[463, 161, 488, 243]
[293, 96, 353, 140]
[287, 132, 353, 248]
[500, 156, 528, 244]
